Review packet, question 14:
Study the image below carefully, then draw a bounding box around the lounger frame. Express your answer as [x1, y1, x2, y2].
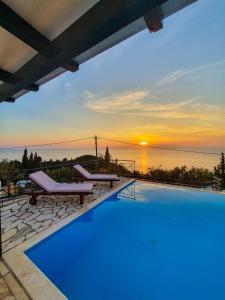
[25, 179, 92, 205]
[75, 174, 119, 188]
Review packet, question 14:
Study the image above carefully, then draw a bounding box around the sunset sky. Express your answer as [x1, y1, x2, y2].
[1, 0, 225, 148]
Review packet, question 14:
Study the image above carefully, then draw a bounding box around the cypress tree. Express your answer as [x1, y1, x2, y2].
[104, 146, 111, 166]
[29, 152, 33, 161]
[33, 152, 42, 167]
[22, 148, 29, 168]
[221, 152, 225, 188]
[29, 152, 34, 168]
[214, 152, 225, 189]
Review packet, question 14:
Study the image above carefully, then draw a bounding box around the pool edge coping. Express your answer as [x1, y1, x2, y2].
[137, 179, 225, 196]
[3, 179, 135, 300]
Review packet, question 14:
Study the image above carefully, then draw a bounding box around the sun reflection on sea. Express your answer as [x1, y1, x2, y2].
[139, 148, 149, 173]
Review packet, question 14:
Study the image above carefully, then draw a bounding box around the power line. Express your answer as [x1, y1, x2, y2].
[0, 137, 94, 150]
[98, 137, 221, 156]
[0, 135, 222, 156]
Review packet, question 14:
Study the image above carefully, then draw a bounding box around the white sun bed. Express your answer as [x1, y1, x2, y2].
[27, 171, 93, 205]
[73, 164, 120, 188]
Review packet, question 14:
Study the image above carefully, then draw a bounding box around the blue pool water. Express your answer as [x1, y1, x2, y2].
[26, 181, 225, 300]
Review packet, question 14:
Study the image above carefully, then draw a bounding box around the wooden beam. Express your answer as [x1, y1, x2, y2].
[0, 0, 166, 102]
[144, 7, 163, 32]
[0, 1, 76, 68]
[0, 1, 53, 54]
[26, 84, 39, 92]
[0, 68, 38, 91]
[62, 61, 79, 72]
[6, 98, 15, 102]
[0, 68, 21, 84]
[0, 97, 15, 103]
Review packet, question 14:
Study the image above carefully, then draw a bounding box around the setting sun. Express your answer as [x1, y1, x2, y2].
[139, 141, 148, 146]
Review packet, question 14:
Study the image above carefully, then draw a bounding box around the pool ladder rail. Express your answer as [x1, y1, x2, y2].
[118, 185, 136, 200]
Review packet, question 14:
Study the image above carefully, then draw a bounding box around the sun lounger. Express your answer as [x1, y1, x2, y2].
[26, 171, 93, 205]
[73, 164, 120, 188]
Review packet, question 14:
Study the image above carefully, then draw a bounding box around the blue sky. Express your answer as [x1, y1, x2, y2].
[1, 0, 225, 147]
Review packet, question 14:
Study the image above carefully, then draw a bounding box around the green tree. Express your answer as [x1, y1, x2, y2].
[22, 148, 29, 168]
[0, 159, 22, 186]
[29, 152, 33, 161]
[104, 146, 111, 166]
[221, 152, 225, 181]
[214, 152, 225, 188]
[29, 152, 34, 168]
[33, 152, 42, 168]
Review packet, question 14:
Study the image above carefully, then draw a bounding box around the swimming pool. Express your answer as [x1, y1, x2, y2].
[25, 181, 225, 300]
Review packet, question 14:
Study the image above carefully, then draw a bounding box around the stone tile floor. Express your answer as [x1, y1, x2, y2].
[0, 179, 127, 300]
[1, 179, 127, 253]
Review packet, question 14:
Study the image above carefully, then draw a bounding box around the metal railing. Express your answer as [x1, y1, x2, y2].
[0, 158, 135, 201]
[132, 173, 223, 190]
[212, 176, 223, 191]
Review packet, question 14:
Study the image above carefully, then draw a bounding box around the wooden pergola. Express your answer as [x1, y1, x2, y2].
[0, 0, 197, 103]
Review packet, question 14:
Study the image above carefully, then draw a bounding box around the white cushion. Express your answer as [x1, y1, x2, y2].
[73, 164, 91, 179]
[73, 164, 119, 181]
[90, 174, 119, 180]
[54, 183, 93, 193]
[29, 171, 93, 193]
[29, 171, 57, 192]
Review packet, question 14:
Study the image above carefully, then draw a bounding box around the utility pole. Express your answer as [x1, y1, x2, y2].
[94, 135, 98, 157]
[0, 201, 2, 257]
[94, 135, 98, 172]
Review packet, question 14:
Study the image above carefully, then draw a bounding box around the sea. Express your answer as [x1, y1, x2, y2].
[0, 147, 223, 173]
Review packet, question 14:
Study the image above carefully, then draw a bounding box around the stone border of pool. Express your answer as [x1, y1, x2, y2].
[3, 179, 135, 300]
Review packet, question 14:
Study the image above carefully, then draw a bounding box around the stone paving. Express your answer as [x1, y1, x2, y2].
[1, 179, 127, 253]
